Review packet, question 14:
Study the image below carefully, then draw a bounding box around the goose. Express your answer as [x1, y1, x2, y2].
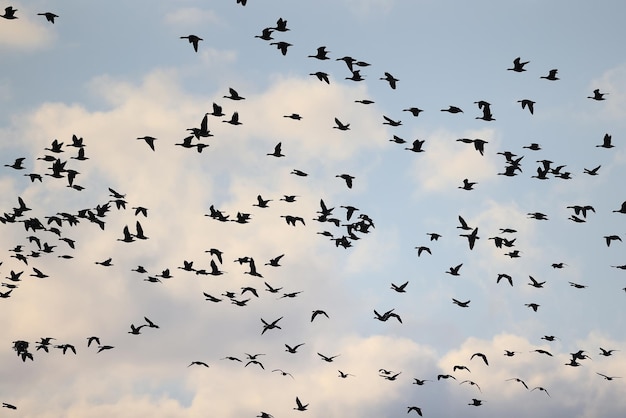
[180, 35, 203, 52]
[588, 88, 607, 100]
[308, 46, 330, 60]
[310, 71, 330, 83]
[380, 72, 399, 89]
[508, 57, 529, 72]
[540, 69, 559, 80]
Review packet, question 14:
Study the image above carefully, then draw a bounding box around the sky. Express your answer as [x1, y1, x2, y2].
[1, 0, 626, 417]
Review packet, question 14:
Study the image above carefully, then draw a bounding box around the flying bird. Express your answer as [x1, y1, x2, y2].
[37, 12, 58, 23]
[508, 57, 529, 72]
[180, 35, 203, 52]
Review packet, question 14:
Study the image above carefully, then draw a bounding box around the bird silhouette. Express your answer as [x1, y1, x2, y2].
[588, 88, 608, 100]
[508, 57, 529, 72]
[452, 298, 470, 307]
[293, 396, 308, 411]
[180, 35, 203, 52]
[224, 87, 245, 100]
[540, 69, 559, 80]
[380, 72, 399, 89]
[596, 133, 614, 148]
[333, 118, 350, 130]
[0, 6, 17, 19]
[270, 41, 292, 55]
[407, 406, 423, 415]
[518, 99, 535, 114]
[308, 46, 330, 60]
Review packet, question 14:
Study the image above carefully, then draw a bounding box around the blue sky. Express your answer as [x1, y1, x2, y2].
[2, 1, 626, 417]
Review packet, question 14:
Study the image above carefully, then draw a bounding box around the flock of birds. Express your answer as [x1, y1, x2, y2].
[2, 2, 625, 416]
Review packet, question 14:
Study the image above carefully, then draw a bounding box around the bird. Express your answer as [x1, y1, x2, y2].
[588, 88, 608, 100]
[255, 27, 274, 40]
[261, 317, 283, 334]
[525, 303, 540, 312]
[293, 397, 308, 411]
[311, 310, 329, 322]
[599, 348, 619, 356]
[471, 352, 489, 365]
[391, 281, 409, 293]
[2, 402, 17, 409]
[612, 201, 626, 214]
[446, 263, 463, 276]
[460, 227, 479, 250]
[540, 69, 559, 80]
[270, 41, 292, 55]
[407, 406, 423, 415]
[506, 377, 529, 389]
[272, 369, 294, 379]
[531, 387, 550, 397]
[597, 372, 621, 381]
[412, 378, 431, 385]
[437, 374, 456, 381]
[338, 370, 354, 378]
[267, 142, 284, 157]
[284, 113, 302, 120]
[528, 276, 545, 288]
[223, 111, 242, 125]
[383, 115, 402, 126]
[584, 165, 601, 175]
[405, 139, 425, 153]
[333, 118, 350, 130]
[310, 71, 330, 84]
[441, 106, 463, 113]
[380, 72, 399, 89]
[336, 174, 355, 189]
[404, 107, 423, 117]
[596, 133, 614, 148]
[224, 87, 245, 100]
[453, 365, 471, 373]
[460, 380, 482, 392]
[285, 343, 305, 353]
[452, 298, 470, 307]
[5, 157, 25, 170]
[136, 136, 157, 151]
[468, 398, 484, 406]
[317, 352, 340, 362]
[532, 349, 552, 356]
[144, 317, 159, 328]
[0, 6, 18, 19]
[188, 361, 209, 368]
[459, 179, 476, 190]
[518, 99, 535, 114]
[273, 18, 289, 32]
[308, 46, 330, 60]
[128, 324, 145, 335]
[265, 254, 284, 267]
[415, 246, 431, 257]
[508, 57, 529, 72]
[38, 12, 58, 23]
[180, 35, 203, 52]
[291, 169, 307, 177]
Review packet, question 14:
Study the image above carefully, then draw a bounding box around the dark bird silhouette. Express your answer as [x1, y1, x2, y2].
[413, 378, 431, 385]
[261, 317, 283, 334]
[318, 352, 340, 362]
[471, 352, 489, 365]
[137, 136, 157, 151]
[596, 133, 614, 148]
[437, 374, 456, 381]
[584, 165, 601, 175]
[391, 281, 408, 293]
[293, 396, 308, 411]
[404, 107, 423, 117]
[452, 298, 470, 307]
[405, 139, 425, 153]
[528, 276, 545, 288]
[310, 71, 330, 84]
[144, 317, 159, 328]
[453, 365, 471, 373]
[446, 263, 463, 276]
[508, 57, 529, 72]
[224, 87, 245, 101]
[518, 99, 535, 114]
[407, 406, 423, 415]
[265, 254, 284, 267]
[468, 398, 484, 406]
[345, 69, 365, 81]
[460, 380, 482, 392]
[588, 88, 608, 100]
[338, 370, 354, 378]
[383, 115, 402, 126]
[5, 157, 25, 169]
[285, 343, 305, 353]
[95, 257, 113, 267]
[336, 174, 355, 188]
[272, 369, 294, 379]
[308, 46, 330, 60]
[460, 227, 479, 250]
[270, 41, 292, 55]
[333, 118, 350, 130]
[525, 303, 540, 312]
[599, 348, 619, 356]
[188, 361, 209, 368]
[273, 18, 289, 32]
[255, 27, 274, 40]
[531, 387, 550, 396]
[223, 111, 242, 125]
[612, 201, 626, 214]
[253, 195, 272, 208]
[291, 169, 308, 177]
[523, 143, 542, 151]
[441, 106, 463, 113]
[0, 6, 17, 19]
[506, 377, 529, 389]
[311, 310, 329, 322]
[267, 142, 284, 157]
[415, 246, 431, 257]
[459, 179, 476, 190]
[380, 72, 399, 89]
[180, 35, 203, 52]
[38, 12, 58, 23]
[540, 69, 559, 80]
